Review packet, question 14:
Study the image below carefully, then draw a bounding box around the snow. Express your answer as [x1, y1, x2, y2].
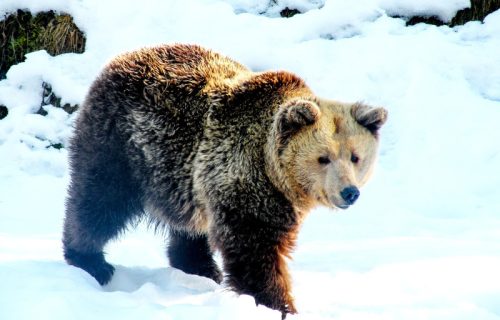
[1, 0, 500, 319]
[379, 0, 470, 22]
[221, 0, 469, 21]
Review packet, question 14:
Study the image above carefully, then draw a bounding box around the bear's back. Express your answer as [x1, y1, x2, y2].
[103, 44, 248, 105]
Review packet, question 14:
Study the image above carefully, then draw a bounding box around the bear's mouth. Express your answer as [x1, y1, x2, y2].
[321, 191, 350, 210]
[336, 204, 350, 210]
[328, 195, 350, 210]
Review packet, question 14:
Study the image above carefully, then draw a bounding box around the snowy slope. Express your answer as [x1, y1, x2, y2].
[1, 0, 500, 319]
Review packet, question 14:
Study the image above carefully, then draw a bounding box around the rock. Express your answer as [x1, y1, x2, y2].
[0, 105, 8, 120]
[0, 10, 86, 79]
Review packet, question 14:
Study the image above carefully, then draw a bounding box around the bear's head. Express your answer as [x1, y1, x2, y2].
[267, 98, 387, 211]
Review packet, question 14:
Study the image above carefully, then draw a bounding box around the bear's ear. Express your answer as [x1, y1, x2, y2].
[351, 103, 388, 135]
[277, 99, 321, 137]
[275, 99, 320, 154]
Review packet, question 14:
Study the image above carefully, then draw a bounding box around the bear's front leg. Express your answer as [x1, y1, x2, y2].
[212, 220, 298, 317]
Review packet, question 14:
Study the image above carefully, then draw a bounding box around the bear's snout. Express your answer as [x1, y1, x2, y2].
[340, 186, 360, 206]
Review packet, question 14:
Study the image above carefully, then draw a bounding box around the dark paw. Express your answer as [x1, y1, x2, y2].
[91, 261, 115, 285]
[172, 260, 223, 284]
[64, 248, 115, 285]
[253, 292, 297, 318]
[281, 303, 297, 319]
[199, 264, 223, 284]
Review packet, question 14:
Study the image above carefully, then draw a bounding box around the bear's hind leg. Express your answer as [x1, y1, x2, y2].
[167, 229, 222, 283]
[63, 150, 142, 285]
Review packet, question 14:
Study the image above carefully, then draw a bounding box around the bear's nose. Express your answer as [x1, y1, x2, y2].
[340, 186, 360, 205]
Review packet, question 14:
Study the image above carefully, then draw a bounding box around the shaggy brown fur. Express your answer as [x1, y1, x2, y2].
[62, 44, 387, 317]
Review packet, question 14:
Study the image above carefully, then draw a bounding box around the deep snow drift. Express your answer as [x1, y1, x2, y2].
[1, 1, 500, 319]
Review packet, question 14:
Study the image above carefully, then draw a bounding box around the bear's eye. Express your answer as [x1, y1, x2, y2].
[318, 156, 331, 165]
[351, 153, 360, 164]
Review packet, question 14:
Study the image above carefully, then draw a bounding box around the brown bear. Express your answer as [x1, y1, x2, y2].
[62, 44, 387, 317]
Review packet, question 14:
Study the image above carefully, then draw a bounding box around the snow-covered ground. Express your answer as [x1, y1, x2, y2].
[1, 0, 500, 319]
